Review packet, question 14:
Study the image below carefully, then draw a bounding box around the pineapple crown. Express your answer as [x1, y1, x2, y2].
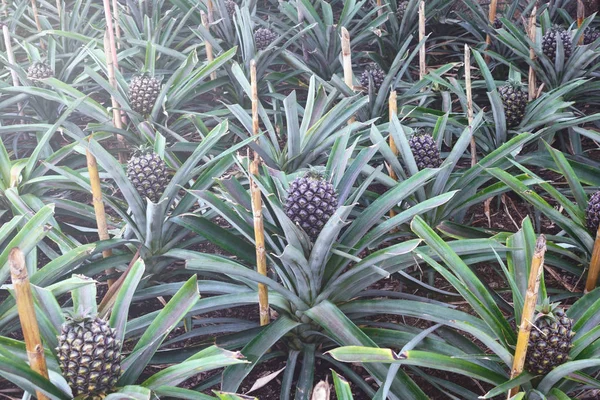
[131, 145, 157, 157]
[303, 167, 328, 182]
[411, 127, 432, 137]
[534, 298, 564, 322]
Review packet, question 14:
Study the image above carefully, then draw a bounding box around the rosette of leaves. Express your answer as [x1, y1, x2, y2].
[226, 73, 370, 173]
[328, 216, 600, 399]
[0, 260, 249, 399]
[276, 0, 387, 80]
[161, 128, 511, 398]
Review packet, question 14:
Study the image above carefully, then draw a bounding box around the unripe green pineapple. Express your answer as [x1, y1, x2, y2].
[27, 62, 54, 81]
[126, 149, 170, 203]
[360, 64, 386, 92]
[585, 190, 600, 233]
[525, 301, 575, 375]
[396, 0, 408, 20]
[284, 171, 338, 241]
[584, 27, 600, 45]
[498, 82, 528, 128]
[57, 315, 122, 398]
[129, 74, 161, 115]
[254, 27, 278, 51]
[408, 131, 442, 170]
[541, 27, 572, 62]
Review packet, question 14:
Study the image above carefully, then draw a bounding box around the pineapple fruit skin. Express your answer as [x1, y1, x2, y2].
[541, 28, 573, 62]
[586, 191, 600, 233]
[360, 65, 386, 92]
[57, 317, 122, 398]
[126, 150, 169, 203]
[408, 132, 442, 170]
[498, 84, 528, 128]
[27, 62, 54, 81]
[129, 75, 161, 115]
[254, 28, 278, 51]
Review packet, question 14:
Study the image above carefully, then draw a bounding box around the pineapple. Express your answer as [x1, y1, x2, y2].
[408, 131, 442, 170]
[493, 14, 503, 29]
[360, 64, 386, 92]
[284, 171, 338, 241]
[585, 190, 600, 233]
[583, 27, 600, 45]
[225, 0, 237, 16]
[396, 0, 408, 20]
[541, 27, 572, 62]
[126, 148, 170, 203]
[498, 82, 528, 128]
[525, 301, 575, 375]
[27, 62, 53, 81]
[57, 315, 122, 398]
[129, 74, 161, 115]
[254, 27, 278, 51]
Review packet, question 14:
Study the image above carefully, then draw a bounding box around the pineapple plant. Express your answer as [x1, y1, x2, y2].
[57, 314, 122, 398]
[586, 190, 600, 233]
[541, 26, 572, 62]
[26, 61, 53, 81]
[126, 148, 170, 203]
[284, 171, 339, 241]
[408, 130, 442, 170]
[254, 27, 278, 50]
[498, 82, 528, 128]
[359, 64, 386, 92]
[128, 74, 161, 115]
[524, 300, 575, 375]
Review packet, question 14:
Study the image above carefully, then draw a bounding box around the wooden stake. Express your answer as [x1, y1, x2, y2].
[508, 235, 546, 398]
[376, 0, 382, 17]
[418, 0, 426, 80]
[585, 224, 600, 293]
[577, 0, 585, 45]
[9, 248, 50, 400]
[465, 45, 476, 167]
[30, 0, 45, 50]
[86, 136, 115, 286]
[485, 0, 498, 63]
[56, 0, 62, 22]
[201, 11, 216, 81]
[207, 0, 214, 24]
[250, 60, 269, 327]
[528, 4, 537, 102]
[112, 0, 121, 46]
[102, 31, 126, 164]
[341, 27, 355, 125]
[388, 89, 398, 219]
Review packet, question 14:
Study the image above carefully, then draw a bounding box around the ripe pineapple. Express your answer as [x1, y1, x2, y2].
[27, 62, 54, 80]
[284, 171, 338, 241]
[498, 82, 528, 128]
[584, 27, 600, 45]
[585, 190, 600, 233]
[254, 27, 278, 51]
[396, 0, 408, 20]
[525, 301, 575, 375]
[126, 148, 170, 203]
[408, 131, 442, 170]
[129, 74, 161, 115]
[57, 315, 122, 398]
[360, 64, 386, 92]
[541, 27, 572, 62]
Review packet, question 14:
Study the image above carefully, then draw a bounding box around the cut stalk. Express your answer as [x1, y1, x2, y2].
[585, 224, 600, 292]
[341, 27, 355, 125]
[418, 0, 426, 80]
[577, 0, 584, 45]
[508, 235, 546, 398]
[250, 60, 269, 326]
[9, 248, 50, 400]
[201, 11, 216, 81]
[528, 4, 537, 102]
[30, 0, 45, 49]
[465, 45, 475, 167]
[388, 89, 398, 219]
[86, 136, 115, 286]
[485, 0, 498, 63]
[207, 0, 214, 24]
[56, 0, 61, 22]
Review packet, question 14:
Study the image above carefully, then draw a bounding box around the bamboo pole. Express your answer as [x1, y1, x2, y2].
[341, 27, 355, 125]
[418, 0, 426, 80]
[55, 0, 61, 22]
[508, 235, 546, 398]
[376, 0, 382, 17]
[250, 60, 269, 326]
[528, 4, 537, 102]
[388, 89, 398, 219]
[585, 224, 600, 292]
[465, 45, 475, 167]
[30, 0, 45, 50]
[86, 136, 115, 287]
[485, 0, 498, 63]
[207, 0, 214, 24]
[201, 11, 216, 81]
[9, 248, 50, 400]
[577, 0, 585, 45]
[112, 0, 121, 46]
